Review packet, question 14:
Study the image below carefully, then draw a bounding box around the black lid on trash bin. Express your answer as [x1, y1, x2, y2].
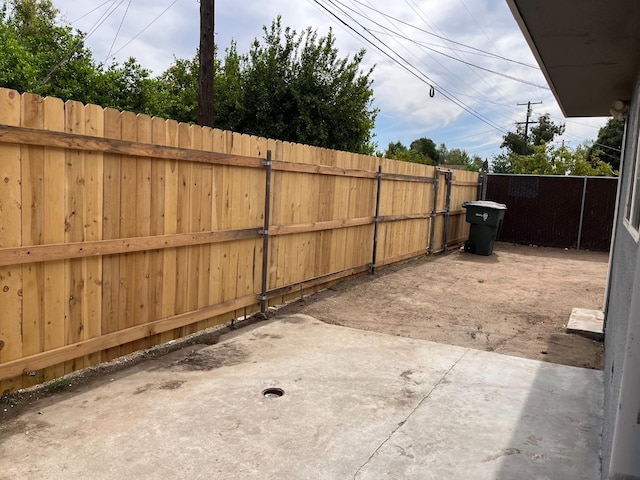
[462, 200, 507, 210]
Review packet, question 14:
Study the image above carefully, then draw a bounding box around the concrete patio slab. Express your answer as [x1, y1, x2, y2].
[567, 308, 605, 340]
[0, 315, 603, 480]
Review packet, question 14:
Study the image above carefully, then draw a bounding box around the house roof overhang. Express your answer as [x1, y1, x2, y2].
[507, 0, 640, 117]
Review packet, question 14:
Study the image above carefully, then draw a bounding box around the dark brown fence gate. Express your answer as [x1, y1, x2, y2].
[484, 174, 618, 251]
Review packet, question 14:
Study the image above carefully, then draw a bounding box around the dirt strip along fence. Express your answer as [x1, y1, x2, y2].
[0, 88, 480, 393]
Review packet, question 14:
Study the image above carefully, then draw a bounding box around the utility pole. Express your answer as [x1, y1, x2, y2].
[516, 101, 542, 144]
[198, 0, 215, 127]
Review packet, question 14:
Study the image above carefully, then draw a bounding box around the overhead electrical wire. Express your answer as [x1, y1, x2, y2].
[69, 0, 117, 25]
[457, 0, 544, 101]
[350, 0, 538, 69]
[110, 0, 179, 58]
[371, 30, 535, 66]
[357, 0, 501, 110]
[591, 142, 622, 154]
[311, 0, 508, 134]
[341, 0, 548, 90]
[104, 0, 133, 64]
[40, 0, 127, 85]
[363, 16, 548, 90]
[402, 0, 517, 108]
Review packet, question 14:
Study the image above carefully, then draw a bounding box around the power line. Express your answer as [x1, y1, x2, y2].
[401, 0, 518, 108]
[312, 0, 508, 133]
[347, 0, 540, 129]
[40, 0, 127, 85]
[592, 142, 622, 153]
[349, 0, 539, 69]
[341, 3, 549, 90]
[69, 0, 117, 25]
[110, 0, 179, 58]
[457, 0, 544, 101]
[104, 0, 133, 64]
[355, 0, 501, 112]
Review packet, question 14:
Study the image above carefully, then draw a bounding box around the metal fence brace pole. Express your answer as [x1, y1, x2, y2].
[577, 176, 588, 250]
[429, 170, 441, 254]
[478, 173, 485, 200]
[371, 165, 383, 274]
[443, 170, 453, 250]
[259, 150, 272, 313]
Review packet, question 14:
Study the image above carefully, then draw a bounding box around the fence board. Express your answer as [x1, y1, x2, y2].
[0, 88, 479, 390]
[0, 90, 23, 394]
[82, 103, 104, 367]
[150, 117, 167, 329]
[20, 93, 45, 387]
[101, 108, 122, 362]
[161, 119, 179, 342]
[42, 96, 66, 382]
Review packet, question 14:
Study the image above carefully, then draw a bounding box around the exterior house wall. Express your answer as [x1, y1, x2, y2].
[602, 68, 640, 478]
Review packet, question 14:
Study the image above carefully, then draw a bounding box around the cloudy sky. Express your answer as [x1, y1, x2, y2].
[51, 0, 608, 159]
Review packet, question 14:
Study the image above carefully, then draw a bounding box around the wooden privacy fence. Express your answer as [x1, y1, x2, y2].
[0, 88, 480, 393]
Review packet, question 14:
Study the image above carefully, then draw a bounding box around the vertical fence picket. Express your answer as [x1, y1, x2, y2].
[83, 103, 104, 366]
[118, 111, 138, 355]
[131, 114, 152, 348]
[64, 100, 87, 373]
[20, 93, 45, 387]
[101, 108, 122, 362]
[42, 96, 66, 382]
[150, 117, 167, 337]
[196, 126, 214, 331]
[160, 119, 179, 340]
[0, 89, 23, 393]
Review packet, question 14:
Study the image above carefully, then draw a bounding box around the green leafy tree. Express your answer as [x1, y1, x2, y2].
[500, 113, 565, 155]
[383, 140, 433, 165]
[90, 58, 159, 115]
[149, 55, 199, 123]
[384, 141, 408, 158]
[410, 137, 440, 163]
[235, 18, 377, 153]
[2, 6, 378, 154]
[492, 144, 617, 176]
[214, 42, 245, 130]
[587, 118, 624, 171]
[154, 18, 378, 153]
[0, 0, 97, 99]
[530, 114, 565, 145]
[442, 148, 485, 172]
[442, 148, 470, 165]
[0, 0, 163, 114]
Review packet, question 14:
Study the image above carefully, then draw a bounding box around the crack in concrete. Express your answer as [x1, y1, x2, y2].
[352, 348, 469, 479]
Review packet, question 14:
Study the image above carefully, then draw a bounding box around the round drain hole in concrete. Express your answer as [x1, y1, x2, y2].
[262, 387, 284, 398]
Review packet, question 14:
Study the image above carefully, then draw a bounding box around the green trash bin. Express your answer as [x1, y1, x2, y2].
[462, 200, 507, 256]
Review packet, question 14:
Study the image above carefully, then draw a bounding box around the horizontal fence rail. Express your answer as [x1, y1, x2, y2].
[0, 88, 480, 392]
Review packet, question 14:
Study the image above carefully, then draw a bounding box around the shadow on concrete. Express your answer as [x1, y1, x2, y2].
[491, 339, 603, 479]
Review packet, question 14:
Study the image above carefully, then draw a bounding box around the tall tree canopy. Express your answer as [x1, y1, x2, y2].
[0, 4, 377, 154]
[223, 18, 378, 154]
[493, 113, 619, 176]
[383, 137, 485, 171]
[0, 0, 156, 112]
[500, 113, 565, 156]
[587, 118, 624, 171]
[409, 137, 440, 164]
[493, 144, 616, 176]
